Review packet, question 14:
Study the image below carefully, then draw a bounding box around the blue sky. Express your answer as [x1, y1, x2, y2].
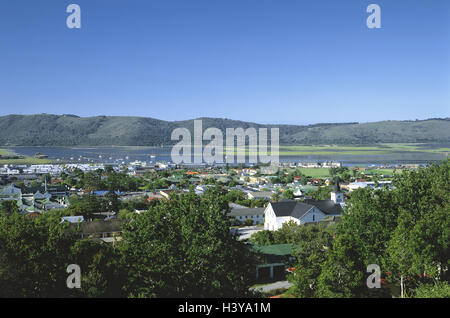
[0, 0, 449, 124]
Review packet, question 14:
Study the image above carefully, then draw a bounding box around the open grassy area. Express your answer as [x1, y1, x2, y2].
[0, 148, 52, 165]
[223, 143, 450, 157]
[294, 168, 333, 178]
[279, 143, 450, 156]
[286, 167, 403, 179]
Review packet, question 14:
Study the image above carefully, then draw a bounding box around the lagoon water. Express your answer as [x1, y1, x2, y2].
[5, 146, 447, 167]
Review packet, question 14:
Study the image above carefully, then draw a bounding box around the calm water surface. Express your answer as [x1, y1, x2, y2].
[5, 146, 448, 167]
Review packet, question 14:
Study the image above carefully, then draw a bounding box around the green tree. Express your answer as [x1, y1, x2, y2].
[0, 213, 74, 297]
[0, 211, 124, 297]
[310, 186, 332, 201]
[283, 189, 295, 200]
[117, 188, 257, 297]
[313, 159, 449, 298]
[272, 192, 281, 202]
[66, 195, 102, 218]
[249, 230, 275, 246]
[69, 239, 124, 297]
[316, 234, 366, 297]
[244, 218, 254, 226]
[413, 282, 450, 298]
[288, 229, 332, 297]
[0, 200, 19, 217]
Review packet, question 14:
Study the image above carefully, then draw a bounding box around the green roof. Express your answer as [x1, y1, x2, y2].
[216, 176, 231, 182]
[251, 244, 298, 256]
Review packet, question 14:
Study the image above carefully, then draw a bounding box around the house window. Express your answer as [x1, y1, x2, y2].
[313, 214, 315, 222]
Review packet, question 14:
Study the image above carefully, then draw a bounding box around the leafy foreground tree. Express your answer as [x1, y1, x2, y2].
[0, 212, 123, 297]
[0, 213, 73, 297]
[385, 160, 449, 297]
[287, 225, 333, 297]
[117, 187, 258, 297]
[413, 281, 450, 298]
[288, 159, 449, 298]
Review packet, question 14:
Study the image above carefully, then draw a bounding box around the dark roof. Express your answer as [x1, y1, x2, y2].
[304, 199, 343, 215]
[270, 200, 313, 219]
[228, 207, 265, 217]
[23, 185, 67, 194]
[269, 200, 298, 217]
[270, 199, 343, 219]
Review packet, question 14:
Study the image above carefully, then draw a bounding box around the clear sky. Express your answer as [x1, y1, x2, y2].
[0, 0, 449, 125]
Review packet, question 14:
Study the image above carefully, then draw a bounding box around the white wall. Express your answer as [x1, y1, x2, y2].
[264, 204, 301, 231]
[234, 214, 264, 225]
[264, 204, 328, 231]
[264, 205, 276, 230]
[299, 207, 326, 224]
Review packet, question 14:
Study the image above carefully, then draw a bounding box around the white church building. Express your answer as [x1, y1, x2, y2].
[264, 183, 345, 231]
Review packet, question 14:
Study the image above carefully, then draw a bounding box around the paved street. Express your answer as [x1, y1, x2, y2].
[231, 225, 264, 241]
[251, 281, 293, 293]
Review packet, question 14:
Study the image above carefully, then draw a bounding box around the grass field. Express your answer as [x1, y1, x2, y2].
[223, 143, 450, 157]
[279, 143, 450, 156]
[293, 168, 333, 178]
[0, 149, 52, 165]
[285, 167, 401, 179]
[224, 143, 450, 156]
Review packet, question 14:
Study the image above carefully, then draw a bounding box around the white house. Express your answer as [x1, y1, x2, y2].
[228, 207, 265, 225]
[264, 184, 344, 231]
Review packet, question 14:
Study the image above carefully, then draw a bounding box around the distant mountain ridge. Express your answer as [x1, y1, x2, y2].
[0, 114, 449, 146]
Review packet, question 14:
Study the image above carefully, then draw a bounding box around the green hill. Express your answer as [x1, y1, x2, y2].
[0, 114, 448, 146]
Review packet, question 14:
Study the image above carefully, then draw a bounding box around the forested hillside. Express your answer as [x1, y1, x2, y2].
[0, 114, 448, 146]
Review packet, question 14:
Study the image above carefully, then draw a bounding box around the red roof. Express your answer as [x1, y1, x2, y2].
[25, 212, 41, 218]
[146, 197, 160, 202]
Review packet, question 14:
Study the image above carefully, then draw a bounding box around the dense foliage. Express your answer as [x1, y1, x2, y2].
[284, 159, 449, 298]
[118, 187, 257, 297]
[0, 187, 257, 298]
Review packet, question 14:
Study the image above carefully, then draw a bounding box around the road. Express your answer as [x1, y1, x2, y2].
[251, 281, 293, 293]
[231, 225, 264, 241]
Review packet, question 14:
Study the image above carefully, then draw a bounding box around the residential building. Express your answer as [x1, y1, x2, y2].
[247, 191, 274, 201]
[228, 207, 265, 225]
[264, 184, 344, 231]
[251, 244, 297, 281]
